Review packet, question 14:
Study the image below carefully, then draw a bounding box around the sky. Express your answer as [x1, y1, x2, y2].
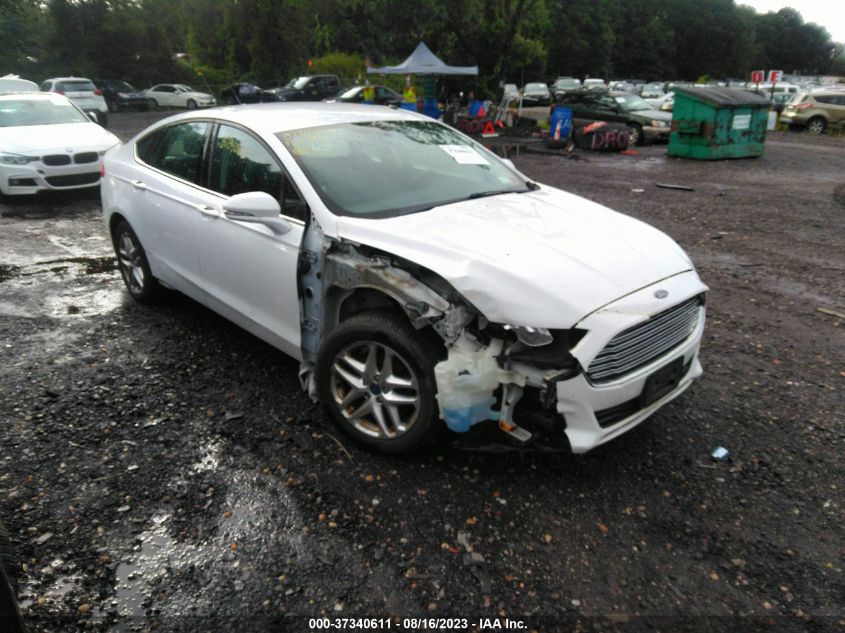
[739, 1, 845, 43]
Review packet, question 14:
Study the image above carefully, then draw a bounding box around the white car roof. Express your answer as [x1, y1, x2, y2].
[146, 102, 426, 136]
[44, 77, 95, 83]
[0, 92, 73, 104]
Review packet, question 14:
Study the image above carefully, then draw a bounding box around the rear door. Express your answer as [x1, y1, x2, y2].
[192, 123, 305, 357]
[125, 121, 214, 300]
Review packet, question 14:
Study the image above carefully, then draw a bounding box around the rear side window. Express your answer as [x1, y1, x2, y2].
[143, 122, 209, 184]
[815, 95, 835, 105]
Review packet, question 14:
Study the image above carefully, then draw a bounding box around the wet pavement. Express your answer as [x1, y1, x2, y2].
[1, 112, 844, 632]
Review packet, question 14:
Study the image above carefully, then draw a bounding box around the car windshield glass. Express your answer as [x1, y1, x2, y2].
[525, 83, 547, 91]
[616, 95, 651, 111]
[277, 120, 529, 218]
[555, 80, 579, 88]
[57, 80, 96, 92]
[338, 87, 361, 99]
[287, 77, 311, 90]
[0, 97, 89, 127]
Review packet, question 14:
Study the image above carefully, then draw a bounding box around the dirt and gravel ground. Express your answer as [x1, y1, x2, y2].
[1, 111, 844, 632]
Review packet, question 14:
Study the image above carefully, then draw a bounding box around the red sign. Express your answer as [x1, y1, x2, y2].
[767, 70, 783, 83]
[750, 70, 764, 84]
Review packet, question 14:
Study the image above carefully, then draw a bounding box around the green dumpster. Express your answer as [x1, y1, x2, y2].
[669, 87, 771, 160]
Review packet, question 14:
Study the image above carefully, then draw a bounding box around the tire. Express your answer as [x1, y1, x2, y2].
[148, 98, 158, 110]
[316, 312, 443, 454]
[628, 123, 643, 146]
[0, 522, 17, 594]
[186, 98, 197, 110]
[807, 116, 826, 135]
[107, 99, 119, 113]
[112, 219, 162, 303]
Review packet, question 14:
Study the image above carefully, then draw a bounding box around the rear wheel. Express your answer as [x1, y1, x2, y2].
[147, 98, 158, 110]
[316, 312, 443, 454]
[112, 219, 162, 303]
[807, 116, 826, 135]
[107, 100, 119, 113]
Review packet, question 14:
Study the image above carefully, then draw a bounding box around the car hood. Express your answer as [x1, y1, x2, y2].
[184, 91, 213, 100]
[0, 123, 120, 154]
[334, 186, 696, 328]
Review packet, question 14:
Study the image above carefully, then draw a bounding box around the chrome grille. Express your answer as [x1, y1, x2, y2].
[587, 296, 702, 383]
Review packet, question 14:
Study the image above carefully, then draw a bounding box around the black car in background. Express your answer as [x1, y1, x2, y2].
[331, 85, 402, 106]
[218, 83, 278, 105]
[269, 75, 342, 102]
[93, 79, 149, 112]
[555, 89, 671, 145]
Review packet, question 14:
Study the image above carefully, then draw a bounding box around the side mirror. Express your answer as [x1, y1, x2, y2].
[223, 192, 292, 235]
[87, 111, 99, 123]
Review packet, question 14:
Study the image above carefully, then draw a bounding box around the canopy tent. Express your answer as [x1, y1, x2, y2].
[367, 42, 478, 76]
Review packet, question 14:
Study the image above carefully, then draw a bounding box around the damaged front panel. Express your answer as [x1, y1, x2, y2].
[297, 235, 581, 444]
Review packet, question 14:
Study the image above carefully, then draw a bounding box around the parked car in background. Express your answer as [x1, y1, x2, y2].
[40, 76, 108, 125]
[644, 91, 675, 112]
[0, 92, 119, 195]
[219, 83, 277, 105]
[330, 85, 402, 106]
[101, 103, 706, 455]
[639, 82, 665, 98]
[551, 76, 582, 97]
[0, 74, 38, 92]
[583, 78, 608, 91]
[521, 82, 551, 106]
[556, 90, 671, 145]
[145, 83, 216, 109]
[93, 79, 149, 112]
[780, 91, 845, 134]
[502, 83, 519, 100]
[268, 75, 342, 102]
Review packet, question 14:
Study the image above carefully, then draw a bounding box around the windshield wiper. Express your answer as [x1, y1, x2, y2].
[466, 188, 525, 200]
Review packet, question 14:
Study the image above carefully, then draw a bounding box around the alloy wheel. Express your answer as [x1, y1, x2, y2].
[329, 341, 421, 439]
[117, 231, 145, 295]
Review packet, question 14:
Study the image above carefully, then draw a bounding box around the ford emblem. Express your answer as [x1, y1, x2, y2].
[654, 289, 669, 299]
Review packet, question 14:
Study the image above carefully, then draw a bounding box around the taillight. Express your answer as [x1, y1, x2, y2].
[55, 88, 64, 95]
[94, 88, 103, 96]
[100, 163, 105, 177]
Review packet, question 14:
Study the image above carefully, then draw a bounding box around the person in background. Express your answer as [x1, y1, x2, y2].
[362, 81, 375, 105]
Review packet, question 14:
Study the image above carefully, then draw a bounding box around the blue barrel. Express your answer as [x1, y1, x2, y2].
[548, 106, 572, 146]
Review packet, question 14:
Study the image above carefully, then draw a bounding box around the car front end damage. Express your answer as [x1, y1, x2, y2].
[299, 230, 707, 453]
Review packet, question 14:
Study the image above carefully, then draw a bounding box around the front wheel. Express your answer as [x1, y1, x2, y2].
[316, 312, 443, 454]
[186, 98, 197, 110]
[112, 219, 161, 303]
[807, 117, 826, 135]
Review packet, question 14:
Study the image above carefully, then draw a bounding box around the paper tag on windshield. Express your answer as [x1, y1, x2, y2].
[440, 145, 489, 165]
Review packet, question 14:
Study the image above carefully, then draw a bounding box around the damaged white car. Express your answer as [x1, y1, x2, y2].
[100, 103, 707, 454]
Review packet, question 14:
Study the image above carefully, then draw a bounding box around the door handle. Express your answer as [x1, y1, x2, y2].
[196, 204, 219, 218]
[132, 180, 146, 191]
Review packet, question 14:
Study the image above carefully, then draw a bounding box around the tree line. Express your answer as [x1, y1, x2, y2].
[3, 0, 844, 95]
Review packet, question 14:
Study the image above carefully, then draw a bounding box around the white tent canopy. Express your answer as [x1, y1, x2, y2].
[367, 42, 478, 76]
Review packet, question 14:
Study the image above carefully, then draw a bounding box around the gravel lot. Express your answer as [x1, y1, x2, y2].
[1, 111, 844, 632]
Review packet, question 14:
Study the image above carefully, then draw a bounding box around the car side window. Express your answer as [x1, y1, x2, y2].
[597, 96, 617, 110]
[146, 122, 209, 184]
[161, 85, 176, 93]
[210, 125, 307, 221]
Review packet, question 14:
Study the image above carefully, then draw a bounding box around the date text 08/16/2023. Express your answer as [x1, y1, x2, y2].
[308, 617, 528, 630]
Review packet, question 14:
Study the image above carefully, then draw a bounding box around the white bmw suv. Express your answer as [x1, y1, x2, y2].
[100, 103, 707, 454]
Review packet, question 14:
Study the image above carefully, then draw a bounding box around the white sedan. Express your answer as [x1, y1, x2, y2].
[144, 84, 216, 110]
[101, 103, 707, 454]
[0, 93, 120, 195]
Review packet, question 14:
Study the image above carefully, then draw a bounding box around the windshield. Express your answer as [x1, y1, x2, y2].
[555, 79, 580, 89]
[56, 80, 96, 93]
[338, 87, 361, 99]
[615, 95, 652, 111]
[286, 77, 311, 90]
[525, 83, 548, 92]
[278, 120, 529, 218]
[0, 97, 89, 127]
[175, 84, 195, 92]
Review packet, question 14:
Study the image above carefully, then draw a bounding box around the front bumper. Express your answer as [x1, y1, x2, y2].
[553, 271, 707, 453]
[0, 160, 103, 195]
